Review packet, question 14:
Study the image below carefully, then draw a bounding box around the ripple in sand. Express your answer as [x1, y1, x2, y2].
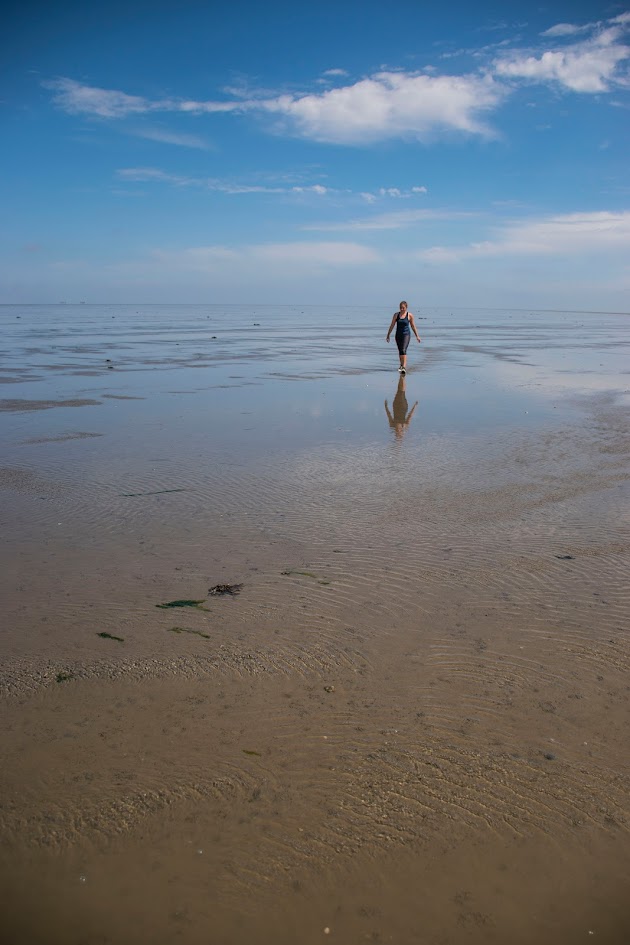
[0, 624, 372, 697]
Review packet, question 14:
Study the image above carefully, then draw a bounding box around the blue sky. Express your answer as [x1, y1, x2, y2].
[2, 0, 630, 308]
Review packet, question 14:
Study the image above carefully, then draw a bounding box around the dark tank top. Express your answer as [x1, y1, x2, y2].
[396, 313, 410, 333]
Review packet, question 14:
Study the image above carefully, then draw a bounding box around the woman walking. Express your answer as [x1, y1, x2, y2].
[386, 301, 421, 374]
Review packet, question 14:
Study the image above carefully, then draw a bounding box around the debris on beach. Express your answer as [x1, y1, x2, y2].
[282, 569, 330, 585]
[56, 671, 75, 683]
[208, 583, 243, 596]
[156, 599, 210, 611]
[167, 626, 211, 639]
[323, 685, 335, 693]
[96, 632, 124, 642]
[121, 488, 187, 497]
[555, 554, 575, 560]
[242, 749, 262, 756]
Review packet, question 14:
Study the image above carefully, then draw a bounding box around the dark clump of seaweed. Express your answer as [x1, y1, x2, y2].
[56, 671, 75, 683]
[156, 599, 210, 611]
[208, 583, 243, 597]
[167, 626, 211, 640]
[97, 631, 125, 642]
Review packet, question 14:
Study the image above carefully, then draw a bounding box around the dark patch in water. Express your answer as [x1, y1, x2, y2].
[102, 395, 145, 400]
[0, 398, 102, 412]
[156, 599, 210, 611]
[23, 432, 103, 444]
[121, 488, 187, 497]
[97, 632, 125, 642]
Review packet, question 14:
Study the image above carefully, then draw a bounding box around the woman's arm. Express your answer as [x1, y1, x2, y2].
[386, 313, 397, 341]
[409, 314, 421, 341]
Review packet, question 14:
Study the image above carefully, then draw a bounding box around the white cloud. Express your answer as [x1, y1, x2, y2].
[116, 167, 328, 195]
[151, 241, 379, 270]
[118, 167, 192, 185]
[43, 77, 155, 118]
[116, 168, 429, 203]
[43, 77, 243, 118]
[419, 211, 630, 261]
[360, 185, 427, 202]
[167, 98, 252, 114]
[130, 127, 211, 149]
[541, 23, 592, 38]
[291, 184, 328, 195]
[45, 72, 503, 144]
[304, 208, 467, 232]
[261, 72, 504, 143]
[496, 20, 630, 92]
[42, 12, 630, 151]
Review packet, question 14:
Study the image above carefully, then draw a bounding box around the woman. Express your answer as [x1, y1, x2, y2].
[386, 301, 421, 374]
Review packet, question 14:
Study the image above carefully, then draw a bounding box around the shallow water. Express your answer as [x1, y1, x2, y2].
[1, 304, 630, 944]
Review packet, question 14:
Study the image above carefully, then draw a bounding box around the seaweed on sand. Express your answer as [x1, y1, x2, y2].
[156, 599, 210, 611]
[208, 584, 243, 596]
[167, 626, 211, 640]
[281, 569, 330, 585]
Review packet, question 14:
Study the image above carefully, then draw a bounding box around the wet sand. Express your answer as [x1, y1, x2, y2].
[1, 304, 630, 943]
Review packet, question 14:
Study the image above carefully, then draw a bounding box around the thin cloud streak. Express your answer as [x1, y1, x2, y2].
[541, 23, 592, 38]
[419, 211, 630, 262]
[116, 167, 329, 195]
[130, 127, 212, 149]
[43, 77, 244, 118]
[304, 208, 470, 232]
[150, 241, 380, 270]
[116, 168, 427, 201]
[43, 78, 158, 118]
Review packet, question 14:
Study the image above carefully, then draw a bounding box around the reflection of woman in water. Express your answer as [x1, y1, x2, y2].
[385, 375, 418, 440]
[386, 300, 421, 374]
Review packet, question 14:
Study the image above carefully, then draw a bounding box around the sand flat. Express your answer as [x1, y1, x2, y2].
[1, 304, 629, 944]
